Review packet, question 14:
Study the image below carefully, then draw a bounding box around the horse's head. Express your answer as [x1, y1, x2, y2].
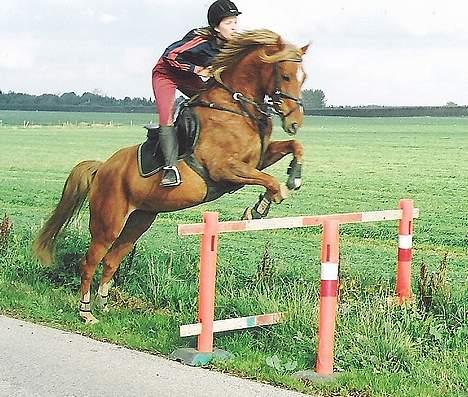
[259, 38, 309, 135]
[211, 30, 309, 135]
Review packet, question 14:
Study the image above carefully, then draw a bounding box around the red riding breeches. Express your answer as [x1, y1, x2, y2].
[152, 58, 204, 126]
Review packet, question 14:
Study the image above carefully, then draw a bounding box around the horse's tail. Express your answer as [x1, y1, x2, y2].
[32, 160, 103, 265]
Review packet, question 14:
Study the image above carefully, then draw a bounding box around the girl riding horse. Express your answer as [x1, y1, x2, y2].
[153, 0, 241, 187]
[33, 29, 308, 324]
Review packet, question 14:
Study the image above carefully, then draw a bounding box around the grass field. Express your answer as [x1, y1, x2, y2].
[0, 112, 467, 396]
[0, 109, 156, 126]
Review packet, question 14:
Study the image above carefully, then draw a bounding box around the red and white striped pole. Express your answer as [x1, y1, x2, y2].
[197, 212, 219, 353]
[396, 199, 414, 303]
[315, 220, 340, 375]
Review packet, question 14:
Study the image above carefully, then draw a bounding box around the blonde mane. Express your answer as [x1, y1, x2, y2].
[211, 29, 303, 82]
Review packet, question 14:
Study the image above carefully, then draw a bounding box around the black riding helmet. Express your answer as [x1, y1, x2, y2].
[207, 0, 242, 28]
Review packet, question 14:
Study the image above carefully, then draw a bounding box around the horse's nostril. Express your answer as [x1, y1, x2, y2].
[288, 123, 298, 135]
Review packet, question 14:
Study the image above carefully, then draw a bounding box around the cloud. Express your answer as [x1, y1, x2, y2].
[1, 0, 467, 105]
[99, 13, 118, 24]
[82, 8, 95, 18]
[0, 38, 38, 70]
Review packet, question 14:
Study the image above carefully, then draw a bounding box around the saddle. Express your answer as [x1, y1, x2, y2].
[137, 105, 199, 177]
[137, 101, 242, 201]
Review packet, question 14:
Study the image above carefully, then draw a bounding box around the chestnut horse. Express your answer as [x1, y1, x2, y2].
[33, 30, 308, 323]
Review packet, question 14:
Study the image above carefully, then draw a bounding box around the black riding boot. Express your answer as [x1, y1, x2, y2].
[159, 125, 181, 187]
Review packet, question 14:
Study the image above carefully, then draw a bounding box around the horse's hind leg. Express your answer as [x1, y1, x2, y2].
[79, 240, 112, 324]
[95, 210, 157, 312]
[79, 200, 130, 324]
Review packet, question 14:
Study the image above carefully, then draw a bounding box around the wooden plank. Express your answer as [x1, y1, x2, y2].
[180, 312, 283, 337]
[178, 208, 420, 236]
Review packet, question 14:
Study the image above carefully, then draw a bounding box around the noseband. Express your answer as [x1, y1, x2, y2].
[270, 61, 304, 120]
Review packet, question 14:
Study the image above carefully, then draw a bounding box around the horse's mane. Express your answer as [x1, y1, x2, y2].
[211, 29, 303, 80]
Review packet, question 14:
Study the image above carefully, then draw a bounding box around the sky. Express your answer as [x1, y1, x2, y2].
[1, 0, 468, 106]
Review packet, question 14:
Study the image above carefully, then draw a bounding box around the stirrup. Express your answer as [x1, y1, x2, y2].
[160, 166, 181, 187]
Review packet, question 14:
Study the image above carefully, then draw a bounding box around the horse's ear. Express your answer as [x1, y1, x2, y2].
[276, 36, 284, 49]
[300, 43, 310, 55]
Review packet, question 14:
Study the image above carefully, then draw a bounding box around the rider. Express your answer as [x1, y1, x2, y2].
[152, 0, 241, 187]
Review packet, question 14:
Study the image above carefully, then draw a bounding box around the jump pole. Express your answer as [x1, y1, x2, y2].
[396, 199, 414, 302]
[293, 220, 340, 381]
[171, 211, 282, 365]
[197, 211, 218, 353]
[174, 200, 418, 369]
[171, 212, 231, 365]
[316, 220, 340, 374]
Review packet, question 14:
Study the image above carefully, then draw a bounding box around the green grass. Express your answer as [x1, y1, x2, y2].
[1, 114, 467, 396]
[0, 109, 157, 126]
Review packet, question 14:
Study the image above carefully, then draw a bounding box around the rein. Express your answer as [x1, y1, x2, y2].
[186, 60, 303, 128]
[185, 95, 248, 118]
[184, 84, 269, 133]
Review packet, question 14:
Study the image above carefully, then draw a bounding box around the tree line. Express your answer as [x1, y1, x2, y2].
[0, 90, 155, 113]
[0, 89, 327, 113]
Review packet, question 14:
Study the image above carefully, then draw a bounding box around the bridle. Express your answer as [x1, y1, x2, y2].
[186, 59, 304, 129]
[227, 60, 304, 123]
[269, 61, 304, 119]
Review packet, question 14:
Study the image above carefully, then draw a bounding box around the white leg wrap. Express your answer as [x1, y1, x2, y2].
[96, 282, 110, 311]
[98, 282, 110, 297]
[79, 291, 99, 324]
[80, 291, 91, 312]
[256, 196, 271, 215]
[293, 177, 302, 189]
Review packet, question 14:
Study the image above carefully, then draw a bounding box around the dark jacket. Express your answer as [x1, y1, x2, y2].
[157, 29, 224, 74]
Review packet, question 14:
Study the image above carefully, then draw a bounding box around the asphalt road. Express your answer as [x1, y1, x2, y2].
[0, 315, 308, 397]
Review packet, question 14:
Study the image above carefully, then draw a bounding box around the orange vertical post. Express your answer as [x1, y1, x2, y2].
[315, 220, 340, 375]
[197, 212, 219, 353]
[396, 199, 414, 303]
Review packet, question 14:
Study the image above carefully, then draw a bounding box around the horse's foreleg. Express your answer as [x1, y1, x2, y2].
[240, 140, 305, 220]
[216, 162, 286, 203]
[261, 140, 304, 190]
[260, 139, 304, 169]
[211, 162, 287, 222]
[96, 210, 157, 312]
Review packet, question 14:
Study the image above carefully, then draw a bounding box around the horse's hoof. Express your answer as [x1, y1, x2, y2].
[287, 177, 302, 190]
[280, 183, 289, 199]
[80, 311, 99, 325]
[271, 183, 289, 204]
[95, 293, 109, 313]
[96, 304, 109, 313]
[241, 207, 253, 220]
[286, 160, 302, 190]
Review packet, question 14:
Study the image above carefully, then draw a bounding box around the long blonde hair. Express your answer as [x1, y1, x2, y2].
[194, 26, 218, 40]
[211, 29, 303, 83]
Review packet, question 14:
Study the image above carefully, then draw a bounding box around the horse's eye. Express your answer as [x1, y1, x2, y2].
[282, 75, 290, 82]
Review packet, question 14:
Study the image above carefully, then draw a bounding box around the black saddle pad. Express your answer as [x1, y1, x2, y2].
[137, 106, 200, 177]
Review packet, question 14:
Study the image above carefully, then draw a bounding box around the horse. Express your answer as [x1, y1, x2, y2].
[33, 29, 309, 324]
